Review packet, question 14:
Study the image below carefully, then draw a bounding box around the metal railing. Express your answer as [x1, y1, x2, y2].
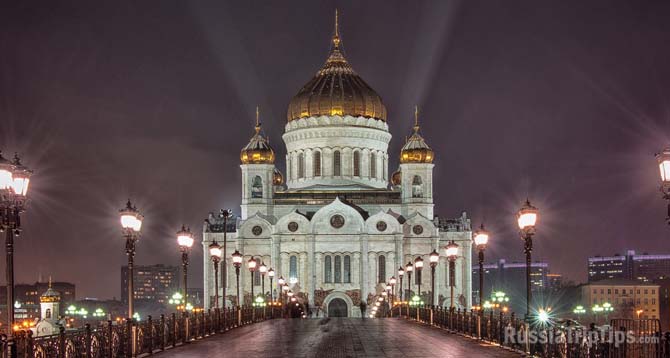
[2, 306, 281, 358]
[398, 305, 670, 358]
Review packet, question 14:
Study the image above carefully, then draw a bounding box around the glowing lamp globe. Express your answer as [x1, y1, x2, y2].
[277, 276, 285, 286]
[259, 262, 268, 274]
[429, 249, 440, 266]
[177, 226, 194, 249]
[9, 155, 31, 196]
[517, 200, 539, 231]
[405, 262, 414, 273]
[268, 268, 275, 278]
[119, 200, 143, 232]
[473, 224, 490, 248]
[231, 250, 243, 267]
[414, 256, 424, 269]
[208, 241, 222, 259]
[389, 276, 397, 285]
[0, 152, 12, 191]
[657, 147, 670, 184]
[397, 267, 404, 277]
[248, 257, 257, 271]
[445, 241, 459, 259]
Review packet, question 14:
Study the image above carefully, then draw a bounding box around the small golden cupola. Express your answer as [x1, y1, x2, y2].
[287, 10, 387, 122]
[40, 280, 61, 303]
[240, 107, 275, 164]
[400, 106, 434, 164]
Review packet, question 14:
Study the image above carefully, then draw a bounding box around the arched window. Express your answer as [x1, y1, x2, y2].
[353, 151, 360, 177]
[289, 255, 298, 283]
[378, 255, 386, 283]
[333, 150, 341, 176]
[412, 175, 423, 198]
[313, 151, 321, 177]
[45, 308, 51, 319]
[298, 153, 305, 178]
[344, 255, 351, 283]
[253, 258, 261, 286]
[324, 255, 332, 283]
[334, 256, 342, 283]
[251, 176, 263, 198]
[370, 152, 377, 179]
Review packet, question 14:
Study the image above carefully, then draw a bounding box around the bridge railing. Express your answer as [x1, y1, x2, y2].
[3, 306, 282, 358]
[401, 305, 670, 358]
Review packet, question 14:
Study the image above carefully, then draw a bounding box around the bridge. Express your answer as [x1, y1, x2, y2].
[157, 318, 516, 358]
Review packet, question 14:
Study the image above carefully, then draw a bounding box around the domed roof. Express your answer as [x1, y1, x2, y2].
[273, 168, 284, 186]
[287, 11, 386, 122]
[40, 280, 61, 303]
[240, 108, 275, 164]
[400, 107, 434, 164]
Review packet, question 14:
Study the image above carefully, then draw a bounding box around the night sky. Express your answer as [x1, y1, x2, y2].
[2, 1, 670, 299]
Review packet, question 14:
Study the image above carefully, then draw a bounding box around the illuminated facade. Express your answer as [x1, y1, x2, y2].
[202, 13, 472, 317]
[120, 264, 179, 305]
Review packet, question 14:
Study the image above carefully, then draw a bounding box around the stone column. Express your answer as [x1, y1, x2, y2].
[360, 234, 369, 300]
[299, 252, 308, 294]
[368, 252, 376, 296]
[308, 235, 316, 306]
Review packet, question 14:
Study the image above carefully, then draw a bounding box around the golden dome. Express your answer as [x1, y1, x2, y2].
[240, 107, 275, 164]
[273, 168, 284, 185]
[287, 10, 386, 122]
[391, 168, 401, 186]
[400, 107, 434, 164]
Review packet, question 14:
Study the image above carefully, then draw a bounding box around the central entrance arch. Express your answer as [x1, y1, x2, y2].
[328, 298, 348, 317]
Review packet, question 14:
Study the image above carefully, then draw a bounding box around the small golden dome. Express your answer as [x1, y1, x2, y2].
[400, 107, 434, 164]
[287, 10, 386, 122]
[391, 168, 401, 186]
[240, 107, 275, 164]
[273, 168, 284, 186]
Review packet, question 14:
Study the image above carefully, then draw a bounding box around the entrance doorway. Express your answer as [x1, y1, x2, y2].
[328, 298, 348, 317]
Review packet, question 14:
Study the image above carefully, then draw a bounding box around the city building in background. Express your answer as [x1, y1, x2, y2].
[120, 264, 179, 307]
[0, 281, 75, 307]
[581, 279, 660, 321]
[472, 259, 550, 311]
[588, 250, 670, 283]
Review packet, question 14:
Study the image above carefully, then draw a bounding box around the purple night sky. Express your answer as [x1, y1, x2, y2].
[2, 1, 670, 299]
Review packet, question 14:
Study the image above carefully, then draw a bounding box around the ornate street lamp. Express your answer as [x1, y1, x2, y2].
[259, 262, 268, 300]
[216, 209, 232, 308]
[389, 276, 397, 307]
[473, 224, 489, 316]
[248, 257, 257, 304]
[0, 152, 32, 357]
[231, 250, 243, 307]
[445, 241, 459, 310]
[405, 262, 413, 298]
[397, 267, 404, 302]
[517, 199, 539, 321]
[414, 256, 424, 304]
[177, 225, 195, 311]
[656, 147, 670, 223]
[267, 268, 275, 302]
[429, 250, 439, 307]
[277, 275, 285, 304]
[119, 200, 143, 319]
[208, 241, 222, 309]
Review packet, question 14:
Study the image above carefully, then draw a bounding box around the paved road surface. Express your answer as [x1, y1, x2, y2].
[158, 318, 520, 357]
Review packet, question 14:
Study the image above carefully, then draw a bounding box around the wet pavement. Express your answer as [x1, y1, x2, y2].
[157, 317, 520, 357]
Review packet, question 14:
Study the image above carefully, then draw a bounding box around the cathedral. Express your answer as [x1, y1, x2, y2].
[202, 13, 472, 317]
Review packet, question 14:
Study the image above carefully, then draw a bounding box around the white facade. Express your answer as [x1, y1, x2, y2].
[202, 23, 472, 317]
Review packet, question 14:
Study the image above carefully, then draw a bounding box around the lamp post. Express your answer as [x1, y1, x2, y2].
[278, 276, 285, 305]
[389, 276, 397, 308]
[429, 250, 439, 307]
[177, 226, 195, 311]
[267, 268, 275, 302]
[414, 257, 424, 304]
[232, 250, 243, 307]
[0, 152, 31, 358]
[208, 241, 222, 309]
[218, 210, 232, 308]
[259, 262, 267, 300]
[119, 200, 143, 319]
[473, 224, 489, 316]
[405, 262, 413, 298]
[445, 241, 459, 310]
[656, 148, 670, 223]
[397, 267, 404, 316]
[517, 199, 539, 322]
[248, 257, 257, 304]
